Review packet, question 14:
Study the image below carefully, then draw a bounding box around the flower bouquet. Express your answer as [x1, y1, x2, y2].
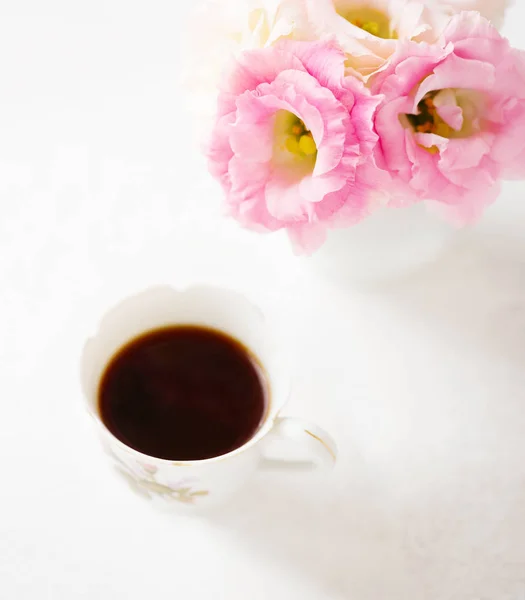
[185, 0, 523, 261]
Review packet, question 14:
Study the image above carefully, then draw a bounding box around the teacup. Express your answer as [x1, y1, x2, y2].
[81, 285, 337, 509]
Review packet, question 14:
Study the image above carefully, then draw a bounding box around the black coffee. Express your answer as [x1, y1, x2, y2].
[98, 326, 267, 461]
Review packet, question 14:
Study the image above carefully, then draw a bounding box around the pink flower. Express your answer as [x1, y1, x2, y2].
[207, 40, 387, 253]
[370, 12, 525, 224]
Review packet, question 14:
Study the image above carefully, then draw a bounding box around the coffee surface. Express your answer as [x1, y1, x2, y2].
[98, 326, 267, 461]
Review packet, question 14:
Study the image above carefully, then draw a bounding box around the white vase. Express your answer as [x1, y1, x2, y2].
[305, 203, 456, 286]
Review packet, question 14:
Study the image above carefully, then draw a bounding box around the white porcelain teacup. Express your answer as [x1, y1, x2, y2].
[81, 285, 337, 509]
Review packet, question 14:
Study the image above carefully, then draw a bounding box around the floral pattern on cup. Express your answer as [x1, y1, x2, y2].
[108, 447, 209, 504]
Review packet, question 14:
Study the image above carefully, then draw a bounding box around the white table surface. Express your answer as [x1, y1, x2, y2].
[2, 2, 525, 599]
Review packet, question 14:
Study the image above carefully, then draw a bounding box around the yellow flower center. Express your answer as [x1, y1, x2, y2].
[272, 111, 318, 179]
[285, 119, 317, 157]
[338, 7, 396, 39]
[403, 92, 448, 154]
[403, 89, 484, 154]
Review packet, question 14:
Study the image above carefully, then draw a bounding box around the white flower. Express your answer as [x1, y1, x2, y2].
[426, 0, 512, 28]
[304, 0, 451, 78]
[181, 0, 309, 130]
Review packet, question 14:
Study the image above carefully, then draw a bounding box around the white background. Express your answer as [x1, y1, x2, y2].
[1, 2, 525, 599]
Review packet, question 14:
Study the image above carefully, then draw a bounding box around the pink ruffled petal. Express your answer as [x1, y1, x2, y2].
[375, 96, 414, 181]
[453, 37, 509, 66]
[258, 75, 327, 144]
[287, 222, 328, 256]
[442, 10, 501, 45]
[344, 78, 382, 157]
[487, 50, 525, 115]
[220, 47, 305, 98]
[438, 134, 492, 172]
[228, 158, 280, 232]
[272, 69, 343, 159]
[299, 170, 348, 203]
[279, 39, 347, 91]
[407, 133, 455, 200]
[228, 156, 269, 201]
[370, 42, 451, 98]
[428, 181, 500, 226]
[229, 121, 274, 163]
[267, 67, 361, 180]
[207, 112, 236, 189]
[265, 177, 310, 221]
[414, 54, 495, 110]
[433, 89, 464, 131]
[491, 102, 525, 176]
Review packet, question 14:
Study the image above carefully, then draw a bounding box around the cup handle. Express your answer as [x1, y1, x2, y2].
[260, 417, 337, 471]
